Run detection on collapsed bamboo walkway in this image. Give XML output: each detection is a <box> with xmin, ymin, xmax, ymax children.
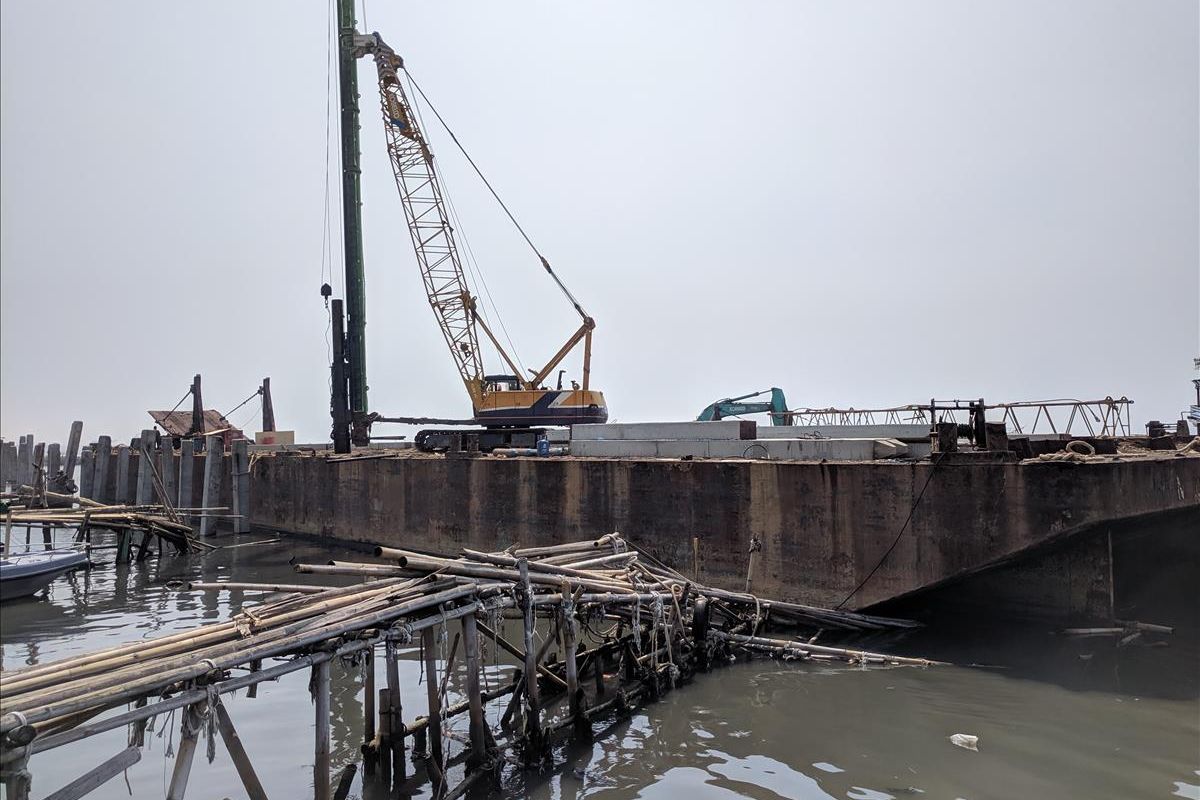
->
<box><xmin>2</xmin><ymin>488</ymin><xmax>210</xmax><ymax>560</ymax></box>
<box><xmin>0</xmin><ymin>534</ymin><xmax>938</xmax><ymax>800</ymax></box>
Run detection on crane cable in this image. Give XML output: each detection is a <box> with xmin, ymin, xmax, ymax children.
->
<box><xmin>403</xmin><ymin>70</ymin><xmax>591</xmax><ymax>320</ymax></box>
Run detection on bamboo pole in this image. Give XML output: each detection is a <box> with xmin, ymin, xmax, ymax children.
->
<box><xmin>1</xmin><ymin>578</ymin><xmax>420</xmax><ymax>697</ymax></box>
<box><xmin>472</xmin><ymin>621</ymin><xmax>567</xmax><ymax>691</ymax></box>
<box><xmin>214</xmin><ymin>699</ymin><xmax>268</xmax><ymax>800</ymax></box>
<box><xmin>42</xmin><ymin>746</ymin><xmax>141</xmax><ymax>800</ymax></box>
<box><xmin>561</xmin><ymin>580</ymin><xmax>584</xmax><ymax>734</ymax></box>
<box><xmin>517</xmin><ymin>559</ymin><xmax>543</xmax><ymax>757</ymax></box>
<box><xmin>716</xmin><ymin>631</ymin><xmax>943</xmax><ymax>666</ymax></box>
<box><xmin>376</xmin><ymin>686</ymin><xmax>391</xmax><ymax>786</ymax></box>
<box><xmin>166</xmin><ymin>703</ymin><xmax>204</xmax><ymax>800</ymax></box>
<box><xmin>1</xmin><ymin>584</ymin><xmax>476</xmax><ymax>732</ymax></box>
<box><xmin>461</xmin><ymin>613</ymin><xmax>487</xmax><ymax>766</ymax></box>
<box><xmin>363</xmin><ymin>647</ymin><xmax>376</xmax><ymax>777</ymax></box>
<box><xmin>385</xmin><ymin>640</ymin><xmax>404</xmax><ymax>780</ymax></box>
<box><xmin>421</xmin><ymin>626</ymin><xmax>444</xmax><ymax>794</ymax></box>
<box><xmin>183</xmin><ymin>581</ymin><xmax>332</xmax><ymax>594</ymax></box>
<box><xmin>510</xmin><ymin>533</ymin><xmax>617</xmax><ymax>558</ymax></box>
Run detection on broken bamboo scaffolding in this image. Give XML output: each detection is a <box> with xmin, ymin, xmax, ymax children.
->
<box><xmin>0</xmin><ymin>489</ymin><xmax>211</xmax><ymax>558</ymax></box>
<box><xmin>0</xmin><ymin>534</ymin><xmax>938</xmax><ymax>800</ymax></box>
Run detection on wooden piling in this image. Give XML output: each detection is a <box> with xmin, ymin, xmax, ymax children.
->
<box><xmin>62</xmin><ymin>421</ymin><xmax>83</xmax><ymax>484</ymax></box>
<box><xmin>78</xmin><ymin>446</ymin><xmax>94</xmax><ymax>500</ymax></box>
<box><xmin>231</xmin><ymin>438</ymin><xmax>250</xmax><ymax>533</ymax></box>
<box><xmin>363</xmin><ymin>648</ymin><xmax>376</xmax><ymax>776</ymax></box>
<box><xmin>462</xmin><ymin>613</ymin><xmax>488</xmax><ymax>766</ymax></box>
<box><xmin>376</xmin><ymin>686</ymin><xmax>391</xmax><ymax>785</ymax></box>
<box><xmin>23</xmin><ymin>435</ymin><xmax>35</xmax><ymax>488</ymax></box>
<box><xmin>517</xmin><ymin>559</ymin><xmax>543</xmax><ymax>755</ymax></box>
<box><xmin>200</xmin><ymin>436</ymin><xmax>222</xmax><ymax>537</ymax></box>
<box><xmin>422</xmin><ymin>626</ymin><xmax>444</xmax><ymax>789</ymax></box>
<box><xmin>213</xmin><ymin>698</ymin><xmax>268</xmax><ymax>800</ymax></box>
<box><xmin>92</xmin><ymin>436</ymin><xmax>112</xmax><ymax>505</ymax></box>
<box><xmin>113</xmin><ymin>445</ymin><xmax>132</xmax><ymax>506</ymax></box>
<box><xmin>159</xmin><ymin>438</ymin><xmax>177</xmax><ymax>512</ymax></box>
<box><xmin>177</xmin><ymin>438</ymin><xmax>195</xmax><ymax>523</ymax></box>
<box><xmin>314</xmin><ymin>660</ymin><xmax>332</xmax><ymax>800</ymax></box>
<box><xmin>32</xmin><ymin>442</ymin><xmax>46</xmax><ymax>501</ymax></box>
<box><xmin>16</xmin><ymin>434</ymin><xmax>30</xmax><ymax>487</ymax></box>
<box><xmin>261</xmin><ymin>377</ymin><xmax>276</xmax><ymax>432</ymax></box>
<box><xmin>385</xmin><ymin>641</ymin><xmax>405</xmax><ymax>779</ymax></box>
<box><xmin>46</xmin><ymin>443</ymin><xmax>61</xmax><ymax>484</ymax></box>
<box><xmin>135</xmin><ymin>429</ymin><xmax>156</xmax><ymax>506</ymax></box>
<box><xmin>560</xmin><ymin>581</ymin><xmax>584</xmax><ymax>731</ymax></box>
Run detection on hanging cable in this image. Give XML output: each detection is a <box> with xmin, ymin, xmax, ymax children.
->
<box><xmin>223</xmin><ymin>388</ymin><xmax>263</xmax><ymax>421</ymax></box>
<box><xmin>166</xmin><ymin>388</ymin><xmax>193</xmax><ymax>417</ymax></box>
<box><xmin>834</xmin><ymin>452</ymin><xmax>946</xmax><ymax>609</ymax></box>
<box><xmin>404</xmin><ymin>69</ymin><xmax>590</xmax><ymax>319</ymax></box>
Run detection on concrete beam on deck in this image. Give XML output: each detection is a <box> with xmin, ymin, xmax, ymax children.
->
<box><xmin>760</xmin><ymin>424</ymin><xmax>931</xmax><ymax>443</ymax></box>
<box><xmin>569</xmin><ymin>437</ymin><xmax>906</xmax><ymax>460</ymax></box>
<box><xmin>572</xmin><ymin>421</ymin><xmax>756</xmax><ymax>441</ymax></box>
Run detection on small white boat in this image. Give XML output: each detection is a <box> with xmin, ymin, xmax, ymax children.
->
<box><xmin>0</xmin><ymin>548</ymin><xmax>89</xmax><ymax>601</ymax></box>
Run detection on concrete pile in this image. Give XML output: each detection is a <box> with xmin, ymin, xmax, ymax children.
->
<box><xmin>569</xmin><ymin>420</ymin><xmax>915</xmax><ymax>461</ymax></box>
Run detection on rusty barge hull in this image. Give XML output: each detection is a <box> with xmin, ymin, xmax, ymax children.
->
<box><xmin>248</xmin><ymin>451</ymin><xmax>1199</xmax><ymax>622</ymax></box>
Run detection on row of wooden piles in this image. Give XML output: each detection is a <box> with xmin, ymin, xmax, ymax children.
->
<box><xmin>0</xmin><ymin>421</ymin><xmax>250</xmax><ymax>538</ymax></box>
<box><xmin>0</xmin><ymin>534</ymin><xmax>937</xmax><ymax>800</ymax></box>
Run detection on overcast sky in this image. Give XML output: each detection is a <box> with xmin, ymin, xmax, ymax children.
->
<box><xmin>2</xmin><ymin>1</ymin><xmax>1197</xmax><ymax>445</ymax></box>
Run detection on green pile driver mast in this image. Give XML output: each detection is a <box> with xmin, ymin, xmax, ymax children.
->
<box><xmin>330</xmin><ymin>0</ymin><xmax>368</xmax><ymax>453</ymax></box>
<box><xmin>328</xmin><ymin>5</ymin><xmax>608</xmax><ymax>453</ymax></box>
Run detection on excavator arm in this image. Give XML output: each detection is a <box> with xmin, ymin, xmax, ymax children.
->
<box><xmin>697</xmin><ymin>388</ymin><xmax>792</xmax><ymax>426</ymax></box>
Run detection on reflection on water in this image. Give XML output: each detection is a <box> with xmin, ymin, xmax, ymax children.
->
<box><xmin>1</xmin><ymin>527</ymin><xmax>1197</xmax><ymax>800</ymax></box>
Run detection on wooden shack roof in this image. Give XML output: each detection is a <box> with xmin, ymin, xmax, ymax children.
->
<box><xmin>148</xmin><ymin>409</ymin><xmax>244</xmax><ymax>439</ymax></box>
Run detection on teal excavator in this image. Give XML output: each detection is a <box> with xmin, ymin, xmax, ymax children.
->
<box><xmin>696</xmin><ymin>388</ymin><xmax>793</xmax><ymax>426</ymax></box>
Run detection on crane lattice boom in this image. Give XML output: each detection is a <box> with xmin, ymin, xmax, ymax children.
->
<box><xmin>368</xmin><ymin>40</ymin><xmax>486</xmax><ymax>406</ymax></box>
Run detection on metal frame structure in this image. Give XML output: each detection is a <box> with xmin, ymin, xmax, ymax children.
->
<box><xmin>786</xmin><ymin>397</ymin><xmax>1135</xmax><ymax>437</ymax></box>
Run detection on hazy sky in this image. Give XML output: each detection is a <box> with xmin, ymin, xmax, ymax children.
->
<box><xmin>2</xmin><ymin>1</ymin><xmax>1197</xmax><ymax>445</ymax></box>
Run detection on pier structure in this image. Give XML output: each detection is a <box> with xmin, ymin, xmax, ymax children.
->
<box><xmin>0</xmin><ymin>535</ymin><xmax>932</xmax><ymax>799</ymax></box>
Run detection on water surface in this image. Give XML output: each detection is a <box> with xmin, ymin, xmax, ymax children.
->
<box><xmin>1</xmin><ymin>529</ymin><xmax>1196</xmax><ymax>800</ymax></box>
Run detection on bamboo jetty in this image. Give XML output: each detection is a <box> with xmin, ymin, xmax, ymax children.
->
<box><xmin>0</xmin><ymin>533</ymin><xmax>938</xmax><ymax>800</ymax></box>
<box><xmin>2</xmin><ymin>489</ymin><xmax>211</xmax><ymax>561</ymax></box>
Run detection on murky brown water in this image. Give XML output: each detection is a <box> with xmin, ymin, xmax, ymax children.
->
<box><xmin>2</xmin><ymin>528</ymin><xmax>1197</xmax><ymax>800</ymax></box>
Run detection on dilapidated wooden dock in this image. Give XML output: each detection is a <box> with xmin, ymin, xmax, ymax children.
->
<box><xmin>0</xmin><ymin>534</ymin><xmax>935</xmax><ymax>800</ymax></box>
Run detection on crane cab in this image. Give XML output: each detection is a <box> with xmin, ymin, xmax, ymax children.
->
<box><xmin>474</xmin><ymin>384</ymin><xmax>608</xmax><ymax>428</ymax></box>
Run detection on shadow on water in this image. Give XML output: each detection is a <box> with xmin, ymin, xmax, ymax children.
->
<box><xmin>869</xmin><ymin>511</ymin><xmax>1200</xmax><ymax>701</ymax></box>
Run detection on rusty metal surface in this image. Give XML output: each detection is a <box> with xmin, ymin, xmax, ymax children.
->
<box><xmin>148</xmin><ymin>409</ymin><xmax>242</xmax><ymax>439</ymax></box>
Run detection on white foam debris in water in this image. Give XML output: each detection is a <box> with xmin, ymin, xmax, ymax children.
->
<box><xmin>812</xmin><ymin>762</ymin><xmax>845</xmax><ymax>773</ymax></box>
<box><xmin>1172</xmin><ymin>779</ymin><xmax>1200</xmax><ymax>800</ymax></box>
<box><xmin>949</xmin><ymin>733</ymin><xmax>979</xmax><ymax>751</ymax></box>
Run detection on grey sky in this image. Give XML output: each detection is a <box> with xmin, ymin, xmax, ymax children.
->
<box><xmin>2</xmin><ymin>1</ymin><xmax>1197</xmax><ymax>445</ymax></box>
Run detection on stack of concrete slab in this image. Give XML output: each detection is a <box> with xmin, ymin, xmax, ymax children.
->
<box><xmin>760</xmin><ymin>424</ymin><xmax>932</xmax><ymax>458</ymax></box>
<box><xmin>569</xmin><ymin>421</ymin><xmax>909</xmax><ymax>461</ymax></box>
